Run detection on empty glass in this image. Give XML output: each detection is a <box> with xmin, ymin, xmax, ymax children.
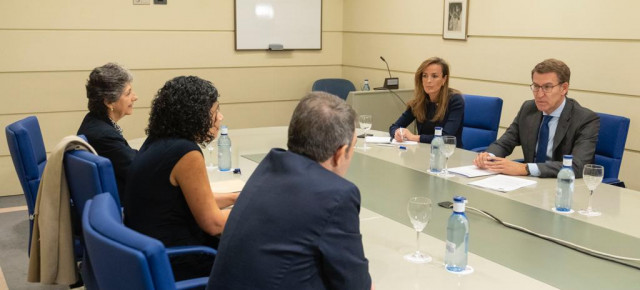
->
<box><xmin>206</xmin><ymin>141</ymin><xmax>217</xmax><ymax>170</ymax></box>
<box><xmin>358</xmin><ymin>115</ymin><xmax>372</xmax><ymax>150</ymax></box>
<box><xmin>441</xmin><ymin>136</ymin><xmax>456</xmax><ymax>178</ymax></box>
<box><xmin>579</xmin><ymin>164</ymin><xmax>604</xmax><ymax>216</ymax></box>
<box><xmin>404</xmin><ymin>196</ymin><xmax>433</xmax><ymax>263</ymax></box>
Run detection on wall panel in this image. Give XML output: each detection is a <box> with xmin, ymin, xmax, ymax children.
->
<box><xmin>0</xmin><ymin>31</ymin><xmax>343</xmax><ymax>72</ymax></box>
<box><xmin>469</xmin><ymin>0</ymin><xmax>640</xmax><ymax>39</ymax></box>
<box><xmin>0</xmin><ymin>0</ymin><xmax>345</xmax><ymax>31</ymax></box>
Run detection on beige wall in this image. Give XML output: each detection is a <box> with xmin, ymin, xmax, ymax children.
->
<box><xmin>2</xmin><ymin>0</ymin><xmax>639</xmax><ymax>195</ymax></box>
<box><xmin>0</xmin><ymin>0</ymin><xmax>344</xmax><ymax>196</ymax></box>
<box><xmin>342</xmin><ymin>0</ymin><xmax>640</xmax><ymax>190</ymax></box>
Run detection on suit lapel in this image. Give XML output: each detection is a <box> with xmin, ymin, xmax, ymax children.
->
<box><xmin>552</xmin><ymin>99</ymin><xmax>573</xmax><ymax>155</ymax></box>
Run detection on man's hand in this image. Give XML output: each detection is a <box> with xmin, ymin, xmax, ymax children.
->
<box><xmin>474</xmin><ymin>154</ymin><xmax>528</xmax><ymax>176</ymax></box>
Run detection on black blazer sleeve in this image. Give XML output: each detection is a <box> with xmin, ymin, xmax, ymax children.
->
<box><xmin>317</xmin><ymin>185</ymin><xmax>371</xmax><ymax>290</ymax></box>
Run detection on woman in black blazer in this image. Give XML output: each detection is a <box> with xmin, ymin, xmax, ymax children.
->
<box><xmin>77</xmin><ymin>63</ymin><xmax>138</xmax><ymax>202</ymax></box>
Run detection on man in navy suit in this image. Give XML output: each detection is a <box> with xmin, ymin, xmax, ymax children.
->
<box><xmin>474</xmin><ymin>59</ymin><xmax>599</xmax><ymax>178</ymax></box>
<box><xmin>208</xmin><ymin>92</ymin><xmax>372</xmax><ymax>289</ymax></box>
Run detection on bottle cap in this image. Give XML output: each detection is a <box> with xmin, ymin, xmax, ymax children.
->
<box><xmin>563</xmin><ymin>155</ymin><xmax>572</xmax><ymax>167</ymax></box>
<box><xmin>435</xmin><ymin>127</ymin><xmax>443</xmax><ymax>136</ymax></box>
<box><xmin>221</xmin><ymin>125</ymin><xmax>228</xmax><ymax>134</ymax></box>
<box><xmin>453</xmin><ymin>196</ymin><xmax>467</xmax><ymax>212</ymax></box>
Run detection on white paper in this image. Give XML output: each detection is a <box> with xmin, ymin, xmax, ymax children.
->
<box><xmin>391</xmin><ymin>139</ymin><xmax>418</xmax><ymax>145</ymax></box>
<box><xmin>365</xmin><ymin>136</ymin><xmax>393</xmax><ymax>143</ymax></box>
<box><xmin>448</xmin><ymin>165</ymin><xmax>498</xmax><ymax>178</ymax></box>
<box><xmin>210</xmin><ymin>179</ymin><xmax>245</xmax><ymax>193</ymax></box>
<box><xmin>468</xmin><ymin>175</ymin><xmax>537</xmax><ymax>192</ymax></box>
<box><xmin>365</xmin><ymin>136</ymin><xmax>418</xmax><ymax>145</ymax></box>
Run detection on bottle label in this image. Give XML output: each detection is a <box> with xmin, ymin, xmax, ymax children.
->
<box><xmin>453</xmin><ymin>203</ymin><xmax>465</xmax><ymax>213</ymax></box>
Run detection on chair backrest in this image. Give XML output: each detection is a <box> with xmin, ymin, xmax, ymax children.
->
<box><xmin>5</xmin><ymin>116</ymin><xmax>47</xmax><ymax>253</ymax></box>
<box><xmin>64</xmin><ymin>149</ymin><xmax>121</xmax><ymax>218</ymax></box>
<box><xmin>594</xmin><ymin>112</ymin><xmax>630</xmax><ymax>184</ymax></box>
<box><xmin>311</xmin><ymin>78</ymin><xmax>356</xmax><ymax>100</ymax></box>
<box><xmin>83</xmin><ymin>193</ymin><xmax>177</xmax><ymax>290</ymax></box>
<box><xmin>64</xmin><ymin>149</ymin><xmax>122</xmax><ymax>289</ymax></box>
<box><xmin>461</xmin><ymin>95</ymin><xmax>503</xmax><ymax>152</ymax></box>
<box><xmin>5</xmin><ymin>116</ymin><xmax>47</xmax><ymax>217</ymax></box>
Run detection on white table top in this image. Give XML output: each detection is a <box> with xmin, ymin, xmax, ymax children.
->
<box><xmin>131</xmin><ymin>127</ymin><xmax>640</xmax><ymax>289</ymax></box>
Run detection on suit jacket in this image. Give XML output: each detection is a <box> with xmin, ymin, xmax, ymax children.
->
<box><xmin>77</xmin><ymin>112</ymin><xmax>137</xmax><ymax>201</ymax></box>
<box><xmin>487</xmin><ymin>97</ymin><xmax>599</xmax><ymax>178</ymax></box>
<box><xmin>28</xmin><ymin>136</ymin><xmax>96</xmax><ymax>285</ymax></box>
<box><xmin>208</xmin><ymin>149</ymin><xmax>371</xmax><ymax>290</ymax></box>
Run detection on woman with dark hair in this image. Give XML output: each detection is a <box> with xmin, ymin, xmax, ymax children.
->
<box><xmin>389</xmin><ymin>57</ymin><xmax>464</xmax><ymax>147</ymax></box>
<box><xmin>77</xmin><ymin>63</ymin><xmax>138</xmax><ymax>200</ymax></box>
<box><xmin>124</xmin><ymin>76</ymin><xmax>238</xmax><ymax>281</ymax></box>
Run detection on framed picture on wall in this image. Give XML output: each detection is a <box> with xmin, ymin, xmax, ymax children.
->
<box><xmin>443</xmin><ymin>0</ymin><xmax>468</xmax><ymax>40</ymax></box>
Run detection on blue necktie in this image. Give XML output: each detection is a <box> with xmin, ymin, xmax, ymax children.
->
<box><xmin>535</xmin><ymin>115</ymin><xmax>553</xmax><ymax>163</ymax></box>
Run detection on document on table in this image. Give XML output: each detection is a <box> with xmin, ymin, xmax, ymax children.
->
<box><xmin>448</xmin><ymin>165</ymin><xmax>498</xmax><ymax>178</ymax></box>
<box><xmin>468</xmin><ymin>175</ymin><xmax>537</xmax><ymax>192</ymax></box>
<box><xmin>365</xmin><ymin>136</ymin><xmax>418</xmax><ymax>145</ymax></box>
<box><xmin>210</xmin><ymin>179</ymin><xmax>245</xmax><ymax>193</ymax></box>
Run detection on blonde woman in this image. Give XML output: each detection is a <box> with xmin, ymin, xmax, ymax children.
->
<box><xmin>389</xmin><ymin>57</ymin><xmax>464</xmax><ymax>147</ymax></box>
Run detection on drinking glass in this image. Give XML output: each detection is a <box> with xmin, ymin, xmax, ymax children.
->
<box><xmin>441</xmin><ymin>136</ymin><xmax>456</xmax><ymax>178</ymax></box>
<box><xmin>358</xmin><ymin>115</ymin><xmax>372</xmax><ymax>150</ymax></box>
<box><xmin>404</xmin><ymin>196</ymin><xmax>433</xmax><ymax>263</ymax></box>
<box><xmin>206</xmin><ymin>141</ymin><xmax>217</xmax><ymax>170</ymax></box>
<box><xmin>579</xmin><ymin>164</ymin><xmax>604</xmax><ymax>216</ymax></box>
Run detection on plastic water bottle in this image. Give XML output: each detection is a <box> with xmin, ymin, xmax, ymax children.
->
<box><xmin>555</xmin><ymin>155</ymin><xmax>575</xmax><ymax>212</ymax></box>
<box><xmin>217</xmin><ymin>126</ymin><xmax>232</xmax><ymax>171</ymax></box>
<box><xmin>362</xmin><ymin>79</ymin><xmax>370</xmax><ymax>91</ymax></box>
<box><xmin>429</xmin><ymin>127</ymin><xmax>445</xmax><ymax>174</ymax></box>
<box><xmin>445</xmin><ymin>196</ymin><xmax>469</xmax><ymax>272</ymax></box>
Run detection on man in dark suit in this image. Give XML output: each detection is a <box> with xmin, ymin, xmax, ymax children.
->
<box><xmin>474</xmin><ymin>59</ymin><xmax>599</xmax><ymax>178</ymax></box>
<box><xmin>208</xmin><ymin>92</ymin><xmax>372</xmax><ymax>289</ymax></box>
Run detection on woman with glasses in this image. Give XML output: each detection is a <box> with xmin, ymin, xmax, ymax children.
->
<box><xmin>78</xmin><ymin>63</ymin><xmax>139</xmax><ymax>200</ymax></box>
<box><xmin>124</xmin><ymin>76</ymin><xmax>238</xmax><ymax>281</ymax></box>
<box><xmin>389</xmin><ymin>57</ymin><xmax>464</xmax><ymax>147</ymax></box>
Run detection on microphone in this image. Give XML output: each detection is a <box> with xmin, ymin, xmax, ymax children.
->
<box><xmin>378</xmin><ymin>56</ymin><xmax>405</xmax><ymax>106</ymax></box>
<box><xmin>380</xmin><ymin>56</ymin><xmax>392</xmax><ymax>78</ymax></box>
<box><xmin>375</xmin><ymin>56</ymin><xmax>399</xmax><ymax>90</ymax></box>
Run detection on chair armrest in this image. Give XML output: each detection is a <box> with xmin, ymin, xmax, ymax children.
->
<box><xmin>166</xmin><ymin>246</ymin><xmax>217</xmax><ymax>257</ymax></box>
<box><xmin>603</xmin><ymin>178</ymin><xmax>625</xmax><ymax>188</ymax></box>
<box><xmin>175</xmin><ymin>277</ymin><xmax>209</xmax><ymax>290</ymax></box>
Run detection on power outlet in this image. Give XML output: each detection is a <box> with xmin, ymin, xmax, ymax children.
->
<box><xmin>133</xmin><ymin>0</ymin><xmax>150</xmax><ymax>5</ymax></box>
<box><xmin>154</xmin><ymin>0</ymin><xmax>167</xmax><ymax>4</ymax></box>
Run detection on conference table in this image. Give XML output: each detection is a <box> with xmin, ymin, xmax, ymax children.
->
<box><xmin>131</xmin><ymin>127</ymin><xmax>640</xmax><ymax>289</ymax></box>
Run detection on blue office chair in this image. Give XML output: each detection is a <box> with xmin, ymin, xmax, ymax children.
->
<box><xmin>82</xmin><ymin>193</ymin><xmax>217</xmax><ymax>290</ymax></box>
<box><xmin>64</xmin><ymin>149</ymin><xmax>123</xmax><ymax>290</ymax></box>
<box><xmin>312</xmin><ymin>78</ymin><xmax>356</xmax><ymax>100</ymax></box>
<box><xmin>461</xmin><ymin>95</ymin><xmax>503</xmax><ymax>152</ymax></box>
<box><xmin>5</xmin><ymin>116</ymin><xmax>47</xmax><ymax>254</ymax></box>
<box><xmin>594</xmin><ymin>112</ymin><xmax>630</xmax><ymax>187</ymax></box>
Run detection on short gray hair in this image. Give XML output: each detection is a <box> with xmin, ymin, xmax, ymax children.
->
<box><xmin>86</xmin><ymin>63</ymin><xmax>133</xmax><ymax>119</ymax></box>
<box><xmin>287</xmin><ymin>92</ymin><xmax>356</xmax><ymax>162</ymax></box>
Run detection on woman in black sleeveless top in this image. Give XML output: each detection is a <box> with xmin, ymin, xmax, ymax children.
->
<box><xmin>124</xmin><ymin>76</ymin><xmax>238</xmax><ymax>281</ymax></box>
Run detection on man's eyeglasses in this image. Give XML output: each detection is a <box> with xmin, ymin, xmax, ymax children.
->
<box><xmin>530</xmin><ymin>83</ymin><xmax>561</xmax><ymax>93</ymax></box>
